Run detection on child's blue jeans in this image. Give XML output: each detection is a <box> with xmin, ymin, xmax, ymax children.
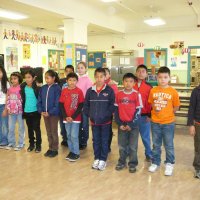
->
<box><xmin>151</xmin><ymin>122</ymin><xmax>175</xmax><ymax>166</ymax></box>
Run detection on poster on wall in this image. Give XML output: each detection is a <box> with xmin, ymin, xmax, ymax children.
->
<box><xmin>75</xmin><ymin>44</ymin><xmax>87</xmax><ymax>66</ymax></box>
<box><xmin>23</xmin><ymin>44</ymin><xmax>31</xmax><ymax>59</ymax></box>
<box><xmin>6</xmin><ymin>47</ymin><xmax>18</xmax><ymax>71</ymax></box>
<box><xmin>48</xmin><ymin>50</ymin><xmax>64</xmax><ymax>71</ymax></box>
<box><xmin>65</xmin><ymin>44</ymin><xmax>73</xmax><ymax>65</ymax></box>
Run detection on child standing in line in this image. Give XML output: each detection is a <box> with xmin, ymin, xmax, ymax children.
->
<box><xmin>104</xmin><ymin>67</ymin><xmax>118</xmax><ymax>152</ymax></box>
<box><xmin>0</xmin><ymin>66</ymin><xmax>9</xmax><ymax>148</ymax></box>
<box><xmin>59</xmin><ymin>65</ymin><xmax>74</xmax><ymax>147</ymax></box>
<box><xmin>76</xmin><ymin>62</ymin><xmax>93</xmax><ymax>150</ymax></box>
<box><xmin>37</xmin><ymin>70</ymin><xmax>61</xmax><ymax>158</ymax></box>
<box><xmin>148</xmin><ymin>66</ymin><xmax>180</xmax><ymax>176</ymax></box>
<box><xmin>134</xmin><ymin>64</ymin><xmax>152</xmax><ymax>161</ymax></box>
<box><xmin>187</xmin><ymin>85</ymin><xmax>200</xmax><ymax>179</ymax></box>
<box><xmin>21</xmin><ymin>69</ymin><xmax>42</xmax><ymax>153</ymax></box>
<box><xmin>115</xmin><ymin>73</ymin><xmax>143</xmax><ymax>173</ymax></box>
<box><xmin>6</xmin><ymin>72</ymin><xmax>25</xmax><ymax>151</ymax></box>
<box><xmin>83</xmin><ymin>68</ymin><xmax>115</xmax><ymax>171</ymax></box>
<box><xmin>59</xmin><ymin>72</ymin><xmax>84</xmax><ymax>162</ymax></box>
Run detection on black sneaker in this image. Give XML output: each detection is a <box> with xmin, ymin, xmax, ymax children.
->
<box><xmin>61</xmin><ymin>140</ymin><xmax>68</xmax><ymax>147</ymax></box>
<box><xmin>79</xmin><ymin>144</ymin><xmax>87</xmax><ymax>150</ymax></box>
<box><xmin>115</xmin><ymin>163</ymin><xmax>126</xmax><ymax>171</ymax></box>
<box><xmin>129</xmin><ymin>166</ymin><xmax>136</xmax><ymax>173</ymax></box>
<box><xmin>44</xmin><ymin>150</ymin><xmax>52</xmax><ymax>157</ymax></box>
<box><xmin>68</xmin><ymin>153</ymin><xmax>80</xmax><ymax>162</ymax></box>
<box><xmin>66</xmin><ymin>152</ymin><xmax>73</xmax><ymax>160</ymax></box>
<box><xmin>35</xmin><ymin>146</ymin><xmax>41</xmax><ymax>153</ymax></box>
<box><xmin>194</xmin><ymin>170</ymin><xmax>200</xmax><ymax>179</ymax></box>
<box><xmin>49</xmin><ymin>150</ymin><xmax>58</xmax><ymax>158</ymax></box>
<box><xmin>27</xmin><ymin>145</ymin><xmax>35</xmax><ymax>152</ymax></box>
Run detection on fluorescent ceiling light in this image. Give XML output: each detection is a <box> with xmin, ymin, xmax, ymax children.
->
<box><xmin>58</xmin><ymin>25</ymin><xmax>64</xmax><ymax>30</ymax></box>
<box><xmin>101</xmin><ymin>0</ymin><xmax>118</xmax><ymax>2</ymax></box>
<box><xmin>144</xmin><ymin>18</ymin><xmax>166</xmax><ymax>26</ymax></box>
<box><xmin>0</xmin><ymin>9</ymin><xmax>28</xmax><ymax>20</ymax></box>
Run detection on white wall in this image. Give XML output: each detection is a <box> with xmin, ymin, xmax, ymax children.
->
<box><xmin>88</xmin><ymin>30</ymin><xmax>200</xmax><ymax>84</ymax></box>
<box><xmin>1</xmin><ymin>22</ymin><xmax>63</xmax><ymax>74</ymax></box>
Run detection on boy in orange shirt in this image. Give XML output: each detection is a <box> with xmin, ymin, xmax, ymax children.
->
<box><xmin>148</xmin><ymin>66</ymin><xmax>180</xmax><ymax>176</ymax></box>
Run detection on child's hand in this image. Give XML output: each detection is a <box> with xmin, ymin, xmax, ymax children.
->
<box><xmin>189</xmin><ymin>125</ymin><xmax>196</xmax><ymax>136</ymax></box>
<box><xmin>66</xmin><ymin>117</ymin><xmax>73</xmax><ymax>122</ymax></box>
<box><xmin>2</xmin><ymin>109</ymin><xmax>8</xmax><ymax>117</ymax></box>
<box><xmin>125</xmin><ymin>125</ymin><xmax>131</xmax><ymax>131</ymax></box>
<box><xmin>146</xmin><ymin>117</ymin><xmax>151</xmax><ymax>122</ymax></box>
<box><xmin>120</xmin><ymin>125</ymin><xmax>126</xmax><ymax>131</ymax></box>
<box><xmin>42</xmin><ymin>112</ymin><xmax>49</xmax><ymax>117</ymax></box>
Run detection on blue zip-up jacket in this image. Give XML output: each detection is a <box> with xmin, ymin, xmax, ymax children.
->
<box><xmin>83</xmin><ymin>84</ymin><xmax>115</xmax><ymax>125</ymax></box>
<box><xmin>37</xmin><ymin>83</ymin><xmax>61</xmax><ymax>116</ymax></box>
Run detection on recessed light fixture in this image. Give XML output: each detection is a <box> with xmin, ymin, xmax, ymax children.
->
<box><xmin>0</xmin><ymin>9</ymin><xmax>28</xmax><ymax>20</ymax></box>
<box><xmin>144</xmin><ymin>18</ymin><xmax>166</xmax><ymax>26</ymax></box>
<box><xmin>58</xmin><ymin>25</ymin><xmax>64</xmax><ymax>30</ymax></box>
<box><xmin>101</xmin><ymin>0</ymin><xmax>118</xmax><ymax>3</ymax></box>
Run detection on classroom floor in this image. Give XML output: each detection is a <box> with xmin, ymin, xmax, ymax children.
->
<box><xmin>0</xmin><ymin>119</ymin><xmax>199</xmax><ymax>200</ymax></box>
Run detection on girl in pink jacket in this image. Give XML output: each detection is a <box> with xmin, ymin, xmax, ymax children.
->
<box><xmin>76</xmin><ymin>62</ymin><xmax>93</xmax><ymax>150</ymax></box>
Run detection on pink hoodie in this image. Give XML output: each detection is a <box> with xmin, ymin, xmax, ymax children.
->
<box><xmin>76</xmin><ymin>74</ymin><xmax>93</xmax><ymax>97</ymax></box>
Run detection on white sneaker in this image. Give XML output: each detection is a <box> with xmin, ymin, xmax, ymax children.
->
<box><xmin>165</xmin><ymin>163</ymin><xmax>174</xmax><ymax>176</ymax></box>
<box><xmin>92</xmin><ymin>159</ymin><xmax>99</xmax><ymax>169</ymax></box>
<box><xmin>98</xmin><ymin>160</ymin><xmax>107</xmax><ymax>171</ymax></box>
<box><xmin>5</xmin><ymin>144</ymin><xmax>14</xmax><ymax>150</ymax></box>
<box><xmin>14</xmin><ymin>145</ymin><xmax>23</xmax><ymax>151</ymax></box>
<box><xmin>148</xmin><ymin>164</ymin><xmax>159</xmax><ymax>173</ymax></box>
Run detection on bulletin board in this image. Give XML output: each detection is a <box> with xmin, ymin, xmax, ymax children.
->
<box><xmin>48</xmin><ymin>49</ymin><xmax>64</xmax><ymax>71</ymax></box>
<box><xmin>144</xmin><ymin>48</ymin><xmax>168</xmax><ymax>73</ymax></box>
<box><xmin>88</xmin><ymin>51</ymin><xmax>106</xmax><ymax>68</ymax></box>
<box><xmin>65</xmin><ymin>43</ymin><xmax>74</xmax><ymax>66</ymax></box>
<box><xmin>75</xmin><ymin>44</ymin><xmax>87</xmax><ymax>66</ymax></box>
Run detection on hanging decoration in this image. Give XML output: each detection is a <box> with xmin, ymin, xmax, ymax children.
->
<box><xmin>2</xmin><ymin>29</ymin><xmax>63</xmax><ymax>47</ymax></box>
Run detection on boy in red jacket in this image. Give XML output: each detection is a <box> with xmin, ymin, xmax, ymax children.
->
<box><xmin>115</xmin><ymin>73</ymin><xmax>143</xmax><ymax>173</ymax></box>
<box><xmin>134</xmin><ymin>64</ymin><xmax>152</xmax><ymax>161</ymax></box>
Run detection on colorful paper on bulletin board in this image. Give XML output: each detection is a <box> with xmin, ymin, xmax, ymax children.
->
<box><xmin>42</xmin><ymin>56</ymin><xmax>46</xmax><ymax>65</ymax></box>
<box><xmin>23</xmin><ymin>44</ymin><xmax>31</xmax><ymax>59</ymax></box>
<box><xmin>65</xmin><ymin>44</ymin><xmax>74</xmax><ymax>66</ymax></box>
<box><xmin>150</xmin><ymin>52</ymin><xmax>158</xmax><ymax>65</ymax></box>
<box><xmin>6</xmin><ymin>47</ymin><xmax>18</xmax><ymax>71</ymax></box>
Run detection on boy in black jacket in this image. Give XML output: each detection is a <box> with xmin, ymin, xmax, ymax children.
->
<box><xmin>188</xmin><ymin>86</ymin><xmax>200</xmax><ymax>179</ymax></box>
<box><xmin>83</xmin><ymin>68</ymin><xmax>115</xmax><ymax>171</ymax></box>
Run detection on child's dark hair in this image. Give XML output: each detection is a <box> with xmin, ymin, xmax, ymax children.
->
<box><xmin>45</xmin><ymin>70</ymin><xmax>60</xmax><ymax>84</ymax></box>
<box><xmin>24</xmin><ymin>69</ymin><xmax>36</xmax><ymax>78</ymax></box>
<box><xmin>78</xmin><ymin>61</ymin><xmax>87</xmax><ymax>69</ymax></box>
<box><xmin>157</xmin><ymin>66</ymin><xmax>170</xmax><ymax>75</ymax></box>
<box><xmin>10</xmin><ymin>72</ymin><xmax>23</xmax><ymax>84</ymax></box>
<box><xmin>136</xmin><ymin>64</ymin><xmax>148</xmax><ymax>72</ymax></box>
<box><xmin>94</xmin><ymin>67</ymin><xmax>106</xmax><ymax>76</ymax></box>
<box><xmin>104</xmin><ymin>67</ymin><xmax>110</xmax><ymax>74</ymax></box>
<box><xmin>66</xmin><ymin>72</ymin><xmax>78</xmax><ymax>81</ymax></box>
<box><xmin>123</xmin><ymin>73</ymin><xmax>137</xmax><ymax>81</ymax></box>
<box><xmin>0</xmin><ymin>65</ymin><xmax>8</xmax><ymax>93</ymax></box>
<box><xmin>65</xmin><ymin>65</ymin><xmax>74</xmax><ymax>72</ymax></box>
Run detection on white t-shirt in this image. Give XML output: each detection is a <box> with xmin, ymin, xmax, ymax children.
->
<box><xmin>0</xmin><ymin>82</ymin><xmax>10</xmax><ymax>104</ymax></box>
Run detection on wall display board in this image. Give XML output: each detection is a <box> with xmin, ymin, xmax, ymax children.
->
<box><xmin>48</xmin><ymin>49</ymin><xmax>64</xmax><ymax>72</ymax></box>
<box><xmin>88</xmin><ymin>51</ymin><xmax>106</xmax><ymax>68</ymax></box>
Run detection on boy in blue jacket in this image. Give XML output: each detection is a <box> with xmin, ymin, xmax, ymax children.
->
<box><xmin>83</xmin><ymin>68</ymin><xmax>115</xmax><ymax>171</ymax></box>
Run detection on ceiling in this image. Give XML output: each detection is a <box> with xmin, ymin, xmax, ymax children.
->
<box><xmin>0</xmin><ymin>0</ymin><xmax>200</xmax><ymax>35</ymax></box>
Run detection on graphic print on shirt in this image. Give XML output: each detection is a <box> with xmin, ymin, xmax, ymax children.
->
<box><xmin>153</xmin><ymin>92</ymin><xmax>171</xmax><ymax>112</ymax></box>
<box><xmin>119</xmin><ymin>97</ymin><xmax>136</xmax><ymax>105</ymax></box>
<box><xmin>70</xmin><ymin>94</ymin><xmax>78</xmax><ymax>110</ymax></box>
